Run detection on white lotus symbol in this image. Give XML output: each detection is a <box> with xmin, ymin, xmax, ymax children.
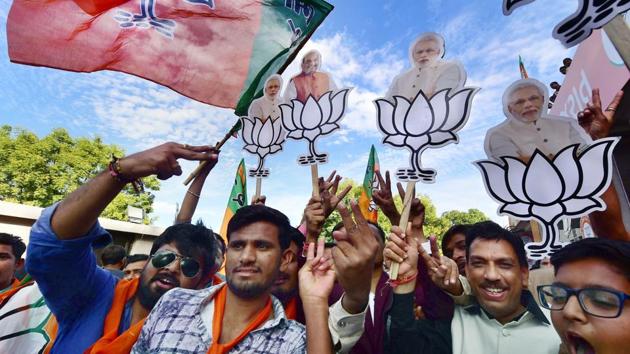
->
<box><xmin>476</xmin><ymin>138</ymin><xmax>618</xmax><ymax>258</ymax></box>
<box><xmin>241</xmin><ymin>116</ymin><xmax>286</xmax><ymax>177</ymax></box>
<box><xmin>280</xmin><ymin>89</ymin><xmax>350</xmax><ymax>164</ymax></box>
<box><xmin>375</xmin><ymin>88</ymin><xmax>478</xmax><ymax>182</ymax></box>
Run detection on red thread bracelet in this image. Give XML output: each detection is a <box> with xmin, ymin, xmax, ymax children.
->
<box><xmin>388</xmin><ymin>272</ymin><xmax>418</xmax><ymax>288</ymax></box>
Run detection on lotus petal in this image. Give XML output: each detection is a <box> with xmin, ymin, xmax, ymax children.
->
<box><xmin>405</xmin><ymin>135</ymin><xmax>429</xmax><ymax>150</ymax></box>
<box><xmin>429</xmin><ymin>90</ymin><xmax>449</xmax><ymax>130</ymax></box>
<box><xmin>252</xmin><ymin>119</ymin><xmax>263</xmax><ymax>145</ymax></box>
<box><xmin>301</xmin><ymin>96</ymin><xmax>323</xmax><ymax>129</ymax></box>
<box><xmin>505</xmin><ymin>157</ymin><xmax>528</xmax><ymax>202</ymax></box>
<box><xmin>271</xmin><ymin>118</ymin><xmax>283</xmax><ymax>143</ymax></box>
<box><xmin>269</xmin><ymin>145</ymin><xmax>282</xmax><ymax>154</ymax></box>
<box><xmin>280</xmin><ymin>104</ymin><xmax>296</xmax><ymax>131</ymax></box>
<box><xmin>477</xmin><ymin>161</ymin><xmax>515</xmax><ymax>203</ymax></box>
<box><xmin>501</xmin><ymin>202</ymin><xmax>530</xmax><ymax>217</ymax></box>
<box><xmin>241</xmin><ymin>117</ymin><xmax>254</xmax><ymax>144</ymax></box>
<box><xmin>258</xmin><ymin>118</ymin><xmax>274</xmax><ymax>147</ymax></box>
<box><xmin>576</xmin><ymin>139</ymin><xmax>615</xmax><ymax>197</ymax></box>
<box><xmin>258</xmin><ymin>146</ymin><xmax>270</xmax><ymax>157</ymax></box>
<box><xmin>292</xmin><ymin>100</ymin><xmax>305</xmax><ymax>129</ymax></box>
<box><xmin>288</xmin><ymin>130</ymin><xmax>303</xmax><ymax>139</ymax></box>
<box><xmin>524</xmin><ymin>153</ymin><xmax>563</xmax><ymax>204</ymax></box>
<box><xmin>320</xmin><ymin>123</ymin><xmax>338</xmax><ymax>135</ymax></box>
<box><xmin>405</xmin><ymin>92</ymin><xmax>433</xmax><ymax>135</ymax></box>
<box><xmin>393</xmin><ymin>96</ymin><xmax>411</xmax><ymax>133</ymax></box>
<box><xmin>563</xmin><ymin>198</ymin><xmax>601</xmax><ymax>215</ymax></box>
<box><xmin>244</xmin><ymin>144</ymin><xmax>258</xmax><ymax>154</ymax></box>
<box><xmin>318</xmin><ymin>91</ymin><xmax>333</xmax><ymax>123</ymax></box>
<box><xmin>375</xmin><ymin>99</ymin><xmax>396</xmax><ymax>134</ymax></box>
<box><xmin>329</xmin><ymin>89</ymin><xmax>349</xmax><ymax>124</ymax></box>
<box><xmin>441</xmin><ymin>88</ymin><xmax>475</xmax><ymax>131</ymax></box>
<box><xmin>303</xmin><ymin>127</ymin><xmax>321</xmax><ymax>141</ymax></box>
<box><xmin>383</xmin><ymin>134</ymin><xmax>406</xmax><ymax>147</ymax></box>
<box><xmin>552</xmin><ymin>145</ymin><xmax>580</xmax><ymax>199</ymax></box>
<box><xmin>531</xmin><ymin>204</ymin><xmax>563</xmax><ymax>223</ymax></box>
<box><xmin>428</xmin><ymin>131</ymin><xmax>456</xmax><ymax>146</ymax></box>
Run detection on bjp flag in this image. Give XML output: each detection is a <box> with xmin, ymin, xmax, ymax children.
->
<box><xmin>219</xmin><ymin>159</ymin><xmax>247</xmax><ymax>241</ymax></box>
<box><xmin>358</xmin><ymin>145</ymin><xmax>379</xmax><ymax>223</ymax></box>
<box><xmin>7</xmin><ymin>0</ymin><xmax>333</xmax><ymax>115</ymax></box>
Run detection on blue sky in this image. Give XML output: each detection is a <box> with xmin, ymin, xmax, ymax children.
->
<box><xmin>0</xmin><ymin>0</ymin><xmax>577</xmax><ymax>229</ymax></box>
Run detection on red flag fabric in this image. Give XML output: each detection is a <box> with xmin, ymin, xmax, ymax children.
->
<box><xmin>7</xmin><ymin>0</ymin><xmax>332</xmax><ymax>112</ymax></box>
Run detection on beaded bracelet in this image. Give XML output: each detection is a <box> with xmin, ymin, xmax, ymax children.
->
<box><xmin>109</xmin><ymin>155</ymin><xmax>144</xmax><ymax>194</ymax></box>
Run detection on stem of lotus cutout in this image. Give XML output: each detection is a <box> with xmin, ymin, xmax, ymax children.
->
<box><xmin>308</xmin><ymin>140</ymin><xmax>319</xmax><ymax>157</ymax></box>
<box><xmin>389</xmin><ymin>181</ymin><xmax>416</xmax><ymax>280</ymax></box>
<box><xmin>311</xmin><ymin>164</ymin><xmax>319</xmax><ymax>198</ymax></box>
<box><xmin>256</xmin><ymin>156</ymin><xmax>264</xmax><ymax>172</ymax></box>
<box><xmin>255</xmin><ymin>177</ymin><xmax>262</xmax><ymax>199</ymax></box>
<box><xmin>411</xmin><ymin>150</ymin><xmax>421</xmax><ymax>172</ymax></box>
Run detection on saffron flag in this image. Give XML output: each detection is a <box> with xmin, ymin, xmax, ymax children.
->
<box><xmin>358</xmin><ymin>145</ymin><xmax>380</xmax><ymax>223</ymax></box>
<box><xmin>7</xmin><ymin>0</ymin><xmax>333</xmax><ymax>115</ymax></box>
<box><xmin>519</xmin><ymin>55</ymin><xmax>529</xmax><ymax>79</ymax></box>
<box><xmin>219</xmin><ymin>159</ymin><xmax>248</xmax><ymax>241</ymax></box>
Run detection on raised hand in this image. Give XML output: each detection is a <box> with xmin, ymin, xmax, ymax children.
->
<box><xmin>383</xmin><ymin>225</ymin><xmax>419</xmax><ymax>279</ymax></box>
<box><xmin>577</xmin><ymin>89</ymin><xmax>623</xmax><ymax>140</ymax></box>
<box><xmin>417</xmin><ymin>236</ymin><xmax>462</xmax><ymax>295</ymax></box>
<box><xmin>251</xmin><ymin>195</ymin><xmax>267</xmax><ymax>205</ymax></box>
<box><xmin>332</xmin><ymin>200</ymin><xmax>379</xmax><ymax>313</ymax></box>
<box><xmin>299</xmin><ymin>239</ymin><xmax>336</xmax><ymax>304</ymax></box>
<box><xmin>119</xmin><ymin>142</ymin><xmax>217</xmax><ymax>180</ymax></box>
<box><xmin>318</xmin><ymin>170</ymin><xmax>352</xmax><ymax>218</ymax></box>
<box><xmin>398</xmin><ymin>186</ymin><xmax>425</xmax><ymax>241</ymax></box>
<box><xmin>304</xmin><ymin>196</ymin><xmax>326</xmax><ymax>241</ymax></box>
<box><xmin>372</xmin><ymin>170</ymin><xmax>401</xmax><ymax>225</ymax></box>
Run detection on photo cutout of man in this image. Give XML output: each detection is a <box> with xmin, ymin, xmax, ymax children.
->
<box><xmin>284</xmin><ymin>49</ymin><xmax>337</xmax><ymax>103</ymax></box>
<box><xmin>485</xmin><ymin>78</ymin><xmax>589</xmax><ymax>162</ymax></box>
<box><xmin>386</xmin><ymin>32</ymin><xmax>466</xmax><ymax>101</ymax></box>
<box><xmin>248</xmin><ymin>74</ymin><xmax>284</xmax><ymax>122</ymax></box>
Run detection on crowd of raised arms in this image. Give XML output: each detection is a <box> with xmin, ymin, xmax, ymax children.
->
<box><xmin>0</xmin><ymin>133</ymin><xmax>628</xmax><ymax>354</ymax></box>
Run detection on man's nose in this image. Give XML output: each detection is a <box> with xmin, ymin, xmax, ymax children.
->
<box><xmin>240</xmin><ymin>245</ymin><xmax>256</xmax><ymax>263</ymax></box>
<box><xmin>484</xmin><ymin>264</ymin><xmax>500</xmax><ymax>281</ymax></box>
<box><xmin>561</xmin><ymin>295</ymin><xmax>588</xmax><ymax>323</ymax></box>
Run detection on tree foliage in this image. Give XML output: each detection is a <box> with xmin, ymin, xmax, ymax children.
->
<box><xmin>321</xmin><ymin>179</ymin><xmax>488</xmax><ymax>242</ymax></box>
<box><xmin>0</xmin><ymin>125</ymin><xmax>160</xmax><ymax>222</ymax></box>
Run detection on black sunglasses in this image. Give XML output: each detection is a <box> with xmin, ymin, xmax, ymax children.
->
<box><xmin>150</xmin><ymin>251</ymin><xmax>200</xmax><ymax>278</ymax></box>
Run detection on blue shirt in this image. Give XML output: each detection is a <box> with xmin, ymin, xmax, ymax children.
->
<box><xmin>26</xmin><ymin>203</ymin><xmax>119</xmax><ymax>354</ymax></box>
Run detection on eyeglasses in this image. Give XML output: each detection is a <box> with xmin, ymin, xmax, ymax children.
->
<box><xmin>538</xmin><ymin>284</ymin><xmax>630</xmax><ymax>318</ymax></box>
<box><xmin>150</xmin><ymin>251</ymin><xmax>200</xmax><ymax>278</ymax></box>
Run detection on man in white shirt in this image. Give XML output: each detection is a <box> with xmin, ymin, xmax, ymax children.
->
<box><xmin>386</xmin><ymin>32</ymin><xmax>466</xmax><ymax>101</ymax></box>
<box><xmin>248</xmin><ymin>74</ymin><xmax>284</xmax><ymax>121</ymax></box>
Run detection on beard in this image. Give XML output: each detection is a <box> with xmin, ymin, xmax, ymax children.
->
<box><xmin>136</xmin><ymin>272</ymin><xmax>180</xmax><ymax>309</ymax></box>
<box><xmin>227</xmin><ymin>276</ymin><xmax>274</xmax><ymax>299</ymax></box>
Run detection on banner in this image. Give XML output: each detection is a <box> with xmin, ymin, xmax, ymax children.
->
<box><xmin>358</xmin><ymin>145</ymin><xmax>379</xmax><ymax>223</ymax></box>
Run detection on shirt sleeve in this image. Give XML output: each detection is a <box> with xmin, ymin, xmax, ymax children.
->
<box><xmin>248</xmin><ymin>99</ymin><xmax>264</xmax><ymax>119</ymax></box>
<box><xmin>284</xmin><ymin>80</ymin><xmax>297</xmax><ymax>101</ymax></box>
<box><xmin>388</xmin><ymin>292</ymin><xmax>452</xmax><ymax>354</ymax></box>
<box><xmin>25</xmin><ymin>203</ymin><xmax>116</xmax><ymax>321</ymax></box>
<box><xmin>328</xmin><ymin>295</ymin><xmax>367</xmax><ymax>353</ymax></box>
<box><xmin>435</xmin><ymin>63</ymin><xmax>464</xmax><ymax>92</ymax></box>
<box><xmin>486</xmin><ymin>129</ymin><xmax>520</xmax><ymax>161</ymax></box>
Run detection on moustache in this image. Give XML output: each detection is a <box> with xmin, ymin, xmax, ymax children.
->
<box><xmin>151</xmin><ymin>272</ymin><xmax>180</xmax><ymax>287</ymax></box>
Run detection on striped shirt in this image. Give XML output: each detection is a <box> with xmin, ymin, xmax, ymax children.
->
<box><xmin>132</xmin><ymin>284</ymin><xmax>306</xmax><ymax>353</ymax></box>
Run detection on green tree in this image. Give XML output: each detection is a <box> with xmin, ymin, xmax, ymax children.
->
<box><xmin>0</xmin><ymin>125</ymin><xmax>160</xmax><ymax>222</ymax></box>
<box><xmin>318</xmin><ymin>179</ymin><xmax>487</xmax><ymax>242</ymax></box>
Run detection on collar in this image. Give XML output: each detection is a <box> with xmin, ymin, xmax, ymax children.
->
<box><xmin>464</xmin><ymin>290</ymin><xmax>550</xmax><ymax>325</ymax></box>
<box><xmin>507</xmin><ymin>116</ymin><xmax>543</xmax><ymax>128</ymax></box>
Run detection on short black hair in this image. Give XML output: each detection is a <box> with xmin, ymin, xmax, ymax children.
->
<box><xmin>465</xmin><ymin>221</ymin><xmax>528</xmax><ymax>268</ymax></box>
<box><xmin>289</xmin><ymin>227</ymin><xmax>306</xmax><ymax>250</ymax></box>
<box><xmin>101</xmin><ymin>244</ymin><xmax>127</xmax><ymax>266</ymax></box>
<box><xmin>441</xmin><ymin>224</ymin><xmax>471</xmax><ymax>256</ymax></box>
<box><xmin>0</xmin><ymin>233</ymin><xmax>26</xmax><ymax>260</ymax></box>
<box><xmin>227</xmin><ymin>205</ymin><xmax>291</xmax><ymax>250</ymax></box>
<box><xmin>127</xmin><ymin>254</ymin><xmax>149</xmax><ymax>263</ymax></box>
<box><xmin>150</xmin><ymin>223</ymin><xmax>217</xmax><ymax>277</ymax></box>
<box><xmin>551</xmin><ymin>238</ymin><xmax>630</xmax><ymax>282</ymax></box>
<box><xmin>214</xmin><ymin>233</ymin><xmax>227</xmax><ymax>255</ymax></box>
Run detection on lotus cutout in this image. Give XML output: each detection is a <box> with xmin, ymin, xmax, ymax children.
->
<box><xmin>376</xmin><ymin>88</ymin><xmax>478</xmax><ymax>182</ymax></box>
<box><xmin>240</xmin><ymin>116</ymin><xmax>286</xmax><ymax>177</ymax></box>
<box><xmin>476</xmin><ymin>137</ymin><xmax>619</xmax><ymax>259</ymax></box>
<box><xmin>280</xmin><ymin>89</ymin><xmax>350</xmax><ymax>165</ymax></box>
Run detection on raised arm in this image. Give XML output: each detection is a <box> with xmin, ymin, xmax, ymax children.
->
<box><xmin>176</xmin><ymin>149</ymin><xmax>219</xmax><ymax>224</ymax></box>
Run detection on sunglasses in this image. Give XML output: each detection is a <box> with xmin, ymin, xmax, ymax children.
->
<box><xmin>150</xmin><ymin>251</ymin><xmax>201</xmax><ymax>278</ymax></box>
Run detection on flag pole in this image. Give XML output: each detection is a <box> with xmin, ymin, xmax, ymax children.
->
<box><xmin>389</xmin><ymin>181</ymin><xmax>415</xmax><ymax>280</ymax></box>
<box><xmin>183</xmin><ymin>121</ymin><xmax>240</xmax><ymax>185</ymax></box>
<box><xmin>603</xmin><ymin>15</ymin><xmax>630</xmax><ymax>70</ymax></box>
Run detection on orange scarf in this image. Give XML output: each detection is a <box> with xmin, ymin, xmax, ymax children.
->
<box><xmin>284</xmin><ymin>297</ymin><xmax>298</xmax><ymax>320</ymax></box>
<box><xmin>212</xmin><ymin>274</ymin><xmax>224</xmax><ymax>286</ymax></box>
<box><xmin>207</xmin><ymin>286</ymin><xmax>272</xmax><ymax>354</ymax></box>
<box><xmin>85</xmin><ymin>277</ymin><xmax>145</xmax><ymax>354</ymax></box>
<box><xmin>0</xmin><ymin>279</ymin><xmax>23</xmax><ymax>304</ymax></box>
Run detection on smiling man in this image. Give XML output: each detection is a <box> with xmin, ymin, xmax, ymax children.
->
<box><xmin>540</xmin><ymin>238</ymin><xmax>630</xmax><ymax>354</ymax></box>
<box><xmin>25</xmin><ymin>142</ymin><xmax>220</xmax><ymax>353</ymax></box>
<box><xmin>386</xmin><ymin>220</ymin><xmax>561</xmax><ymax>354</ymax></box>
<box><xmin>441</xmin><ymin>224</ymin><xmax>470</xmax><ymax>276</ymax></box>
<box><xmin>284</xmin><ymin>49</ymin><xmax>337</xmax><ymax>103</ymax></box>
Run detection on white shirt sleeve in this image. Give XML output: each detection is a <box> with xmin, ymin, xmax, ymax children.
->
<box><xmin>328</xmin><ymin>295</ymin><xmax>367</xmax><ymax>353</ymax></box>
<box><xmin>435</xmin><ymin>62</ymin><xmax>465</xmax><ymax>92</ymax></box>
<box><xmin>486</xmin><ymin>129</ymin><xmax>521</xmax><ymax>161</ymax></box>
<box><xmin>248</xmin><ymin>98</ymin><xmax>264</xmax><ymax>119</ymax></box>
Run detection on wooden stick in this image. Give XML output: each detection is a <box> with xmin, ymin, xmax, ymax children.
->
<box><xmin>311</xmin><ymin>164</ymin><xmax>320</xmax><ymax>197</ymax></box>
<box><xmin>389</xmin><ymin>181</ymin><xmax>416</xmax><ymax>280</ymax></box>
<box><xmin>530</xmin><ymin>220</ymin><xmax>542</xmax><ymax>242</ymax></box>
<box><xmin>183</xmin><ymin>132</ymin><xmax>233</xmax><ymax>186</ymax></box>
<box><xmin>255</xmin><ymin>177</ymin><xmax>262</xmax><ymax>199</ymax></box>
<box><xmin>603</xmin><ymin>15</ymin><xmax>630</xmax><ymax>69</ymax></box>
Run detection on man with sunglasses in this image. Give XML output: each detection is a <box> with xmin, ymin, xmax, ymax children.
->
<box><xmin>25</xmin><ymin>142</ymin><xmax>219</xmax><ymax>353</ymax></box>
<box><xmin>540</xmin><ymin>238</ymin><xmax>630</xmax><ymax>354</ymax></box>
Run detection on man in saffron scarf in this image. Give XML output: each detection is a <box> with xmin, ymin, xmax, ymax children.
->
<box><xmin>25</xmin><ymin>142</ymin><xmax>220</xmax><ymax>353</ymax></box>
<box><xmin>284</xmin><ymin>49</ymin><xmax>338</xmax><ymax>103</ymax></box>
<box><xmin>133</xmin><ymin>205</ymin><xmax>309</xmax><ymax>352</ymax></box>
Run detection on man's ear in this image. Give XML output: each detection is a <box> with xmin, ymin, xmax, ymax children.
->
<box><xmin>280</xmin><ymin>248</ymin><xmax>293</xmax><ymax>267</ymax></box>
<box><xmin>15</xmin><ymin>258</ymin><xmax>24</xmax><ymax>269</ymax></box>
